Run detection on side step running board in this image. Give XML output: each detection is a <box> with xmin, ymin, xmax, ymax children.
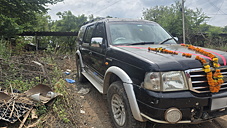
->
<box><xmin>82</xmin><ymin>72</ymin><xmax>104</xmax><ymax>94</ymax></box>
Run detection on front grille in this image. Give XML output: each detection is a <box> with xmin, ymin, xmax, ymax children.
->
<box><xmin>186</xmin><ymin>67</ymin><xmax>227</xmax><ymax>93</ymax></box>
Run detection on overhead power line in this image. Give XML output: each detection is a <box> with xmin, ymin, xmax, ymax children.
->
<box><xmin>207</xmin><ymin>0</ymin><xmax>225</xmax><ymax>23</ymax></box>
<box><xmin>93</xmin><ymin>0</ymin><xmax>122</xmax><ymax>14</ymax></box>
<box><xmin>207</xmin><ymin>14</ymin><xmax>227</xmax><ymax>15</ymax></box>
<box><xmin>208</xmin><ymin>0</ymin><xmax>226</xmax><ymax>15</ymax></box>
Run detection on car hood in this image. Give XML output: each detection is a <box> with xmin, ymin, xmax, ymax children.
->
<box><xmin>113</xmin><ymin>44</ymin><xmax>227</xmax><ymax>71</ymax></box>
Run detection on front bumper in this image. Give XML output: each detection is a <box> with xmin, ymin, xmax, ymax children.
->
<box><xmin>135</xmin><ymin>87</ymin><xmax>227</xmax><ymax>124</ymax></box>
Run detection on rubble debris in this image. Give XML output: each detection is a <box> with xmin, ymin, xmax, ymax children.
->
<box><xmin>64</xmin><ymin>69</ymin><xmax>72</xmax><ymax>75</ymax></box>
<box><xmin>0</xmin><ymin>84</ymin><xmax>61</xmax><ymax>124</ymax></box>
<box><xmin>0</xmin><ymin>92</ymin><xmax>11</xmax><ymax>101</ymax></box>
<box><xmin>31</xmin><ymin>109</ymin><xmax>38</xmax><ymax>119</ymax></box>
<box><xmin>18</xmin><ymin>108</ymin><xmax>33</xmax><ymax>128</ymax></box>
<box><xmin>25</xmin><ymin>84</ymin><xmax>61</xmax><ymax>104</ymax></box>
<box><xmin>66</xmin><ymin>69</ymin><xmax>71</xmax><ymax>72</ymax></box>
<box><xmin>0</xmin><ymin>101</ymin><xmax>33</xmax><ymax>123</ymax></box>
<box><xmin>46</xmin><ymin>91</ymin><xmax>56</xmax><ymax>99</ymax></box>
<box><xmin>30</xmin><ymin>93</ymin><xmax>41</xmax><ymax>102</ymax></box>
<box><xmin>65</xmin><ymin>78</ymin><xmax>75</xmax><ymax>84</ymax></box>
<box><xmin>32</xmin><ymin>61</ymin><xmax>52</xmax><ymax>85</ymax></box>
<box><xmin>27</xmin><ymin>118</ymin><xmax>42</xmax><ymax>128</ymax></box>
<box><xmin>64</xmin><ymin>71</ymin><xmax>70</xmax><ymax>75</ymax></box>
<box><xmin>80</xmin><ymin>109</ymin><xmax>85</xmax><ymax>114</ymax></box>
<box><xmin>78</xmin><ymin>88</ymin><xmax>90</xmax><ymax>95</ymax></box>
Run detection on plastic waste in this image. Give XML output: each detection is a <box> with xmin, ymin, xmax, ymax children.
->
<box><xmin>46</xmin><ymin>91</ymin><xmax>56</xmax><ymax>98</ymax></box>
<box><xmin>64</xmin><ymin>71</ymin><xmax>70</xmax><ymax>75</ymax></box>
<box><xmin>65</xmin><ymin>78</ymin><xmax>75</xmax><ymax>83</ymax></box>
<box><xmin>30</xmin><ymin>93</ymin><xmax>41</xmax><ymax>102</ymax></box>
<box><xmin>78</xmin><ymin>87</ymin><xmax>90</xmax><ymax>95</ymax></box>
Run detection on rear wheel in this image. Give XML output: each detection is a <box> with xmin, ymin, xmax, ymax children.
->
<box><xmin>76</xmin><ymin>59</ymin><xmax>87</xmax><ymax>82</ymax></box>
<box><xmin>107</xmin><ymin>81</ymin><xmax>146</xmax><ymax>128</ymax></box>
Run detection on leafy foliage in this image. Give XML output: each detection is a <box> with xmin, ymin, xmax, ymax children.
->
<box><xmin>143</xmin><ymin>1</ymin><xmax>209</xmax><ymax>43</ymax></box>
<box><xmin>0</xmin><ymin>0</ymin><xmax>63</xmax><ymax>38</ymax></box>
<box><xmin>49</xmin><ymin>11</ymin><xmax>87</xmax><ymax>52</ymax></box>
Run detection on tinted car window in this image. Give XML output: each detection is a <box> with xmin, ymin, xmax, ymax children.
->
<box><xmin>93</xmin><ymin>23</ymin><xmax>105</xmax><ymax>38</ymax></box>
<box><xmin>108</xmin><ymin>23</ymin><xmax>176</xmax><ymax>45</ymax></box>
<box><xmin>83</xmin><ymin>25</ymin><xmax>95</xmax><ymax>43</ymax></box>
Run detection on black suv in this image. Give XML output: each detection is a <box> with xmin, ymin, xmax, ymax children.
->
<box><xmin>76</xmin><ymin>18</ymin><xmax>227</xmax><ymax>128</ymax></box>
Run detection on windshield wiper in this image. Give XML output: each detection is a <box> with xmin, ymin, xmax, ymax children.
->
<box><xmin>127</xmin><ymin>42</ymin><xmax>154</xmax><ymax>45</ymax></box>
<box><xmin>159</xmin><ymin>38</ymin><xmax>174</xmax><ymax>44</ymax></box>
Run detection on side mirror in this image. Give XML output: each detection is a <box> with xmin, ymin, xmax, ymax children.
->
<box><xmin>91</xmin><ymin>37</ymin><xmax>103</xmax><ymax>47</ymax></box>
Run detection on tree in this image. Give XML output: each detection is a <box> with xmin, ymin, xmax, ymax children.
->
<box><xmin>50</xmin><ymin>11</ymin><xmax>87</xmax><ymax>52</ymax></box>
<box><xmin>223</xmin><ymin>26</ymin><xmax>227</xmax><ymax>33</ymax></box>
<box><xmin>143</xmin><ymin>1</ymin><xmax>209</xmax><ymax>43</ymax></box>
<box><xmin>0</xmin><ymin>0</ymin><xmax>63</xmax><ymax>38</ymax></box>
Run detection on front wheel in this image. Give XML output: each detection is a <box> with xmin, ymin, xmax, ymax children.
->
<box><xmin>107</xmin><ymin>81</ymin><xmax>146</xmax><ymax>128</ymax></box>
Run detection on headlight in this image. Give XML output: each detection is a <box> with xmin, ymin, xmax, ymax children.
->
<box><xmin>162</xmin><ymin>71</ymin><xmax>188</xmax><ymax>91</ymax></box>
<box><xmin>143</xmin><ymin>71</ymin><xmax>188</xmax><ymax>91</ymax></box>
<box><xmin>144</xmin><ymin>72</ymin><xmax>160</xmax><ymax>91</ymax></box>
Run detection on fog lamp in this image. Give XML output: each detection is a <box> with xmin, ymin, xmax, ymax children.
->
<box><xmin>165</xmin><ymin>108</ymin><xmax>182</xmax><ymax>123</ymax></box>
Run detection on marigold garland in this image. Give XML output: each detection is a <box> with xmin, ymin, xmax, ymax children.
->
<box><xmin>148</xmin><ymin>47</ymin><xmax>178</xmax><ymax>55</ymax></box>
<box><xmin>181</xmin><ymin>44</ymin><xmax>223</xmax><ymax>93</ymax></box>
<box><xmin>148</xmin><ymin>45</ymin><xmax>224</xmax><ymax>93</ymax></box>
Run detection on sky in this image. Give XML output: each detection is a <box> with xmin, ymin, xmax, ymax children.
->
<box><xmin>47</xmin><ymin>0</ymin><xmax>227</xmax><ymax>27</ymax></box>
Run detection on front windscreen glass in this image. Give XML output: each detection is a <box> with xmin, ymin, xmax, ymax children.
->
<box><xmin>108</xmin><ymin>22</ymin><xmax>176</xmax><ymax>45</ymax></box>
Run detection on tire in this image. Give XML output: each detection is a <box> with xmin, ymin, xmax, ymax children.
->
<box><xmin>107</xmin><ymin>81</ymin><xmax>146</xmax><ymax>128</ymax></box>
<box><xmin>76</xmin><ymin>58</ymin><xmax>87</xmax><ymax>82</ymax></box>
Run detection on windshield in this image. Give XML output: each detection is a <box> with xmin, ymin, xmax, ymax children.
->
<box><xmin>108</xmin><ymin>22</ymin><xmax>177</xmax><ymax>45</ymax></box>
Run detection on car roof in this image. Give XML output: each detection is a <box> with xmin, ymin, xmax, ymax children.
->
<box><xmin>83</xmin><ymin>18</ymin><xmax>157</xmax><ymax>27</ymax></box>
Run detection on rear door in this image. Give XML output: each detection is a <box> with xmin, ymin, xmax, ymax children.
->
<box><xmin>80</xmin><ymin>24</ymin><xmax>95</xmax><ymax>67</ymax></box>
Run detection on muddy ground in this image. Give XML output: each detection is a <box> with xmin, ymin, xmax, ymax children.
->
<box><xmin>1</xmin><ymin>52</ymin><xmax>227</xmax><ymax>128</ymax></box>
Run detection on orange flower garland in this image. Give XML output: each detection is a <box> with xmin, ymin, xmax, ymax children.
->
<box><xmin>182</xmin><ymin>53</ymin><xmax>192</xmax><ymax>58</ymax></box>
<box><xmin>148</xmin><ymin>45</ymin><xmax>224</xmax><ymax>93</ymax></box>
<box><xmin>148</xmin><ymin>47</ymin><xmax>178</xmax><ymax>55</ymax></box>
<box><xmin>181</xmin><ymin>44</ymin><xmax>224</xmax><ymax>93</ymax></box>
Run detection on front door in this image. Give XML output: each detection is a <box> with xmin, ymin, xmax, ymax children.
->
<box><xmin>89</xmin><ymin>22</ymin><xmax>108</xmax><ymax>77</ymax></box>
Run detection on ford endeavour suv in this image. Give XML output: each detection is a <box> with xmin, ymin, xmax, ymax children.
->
<box><xmin>76</xmin><ymin>18</ymin><xmax>227</xmax><ymax>128</ymax></box>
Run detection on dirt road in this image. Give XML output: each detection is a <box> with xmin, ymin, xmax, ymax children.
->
<box><xmin>75</xmin><ymin>81</ymin><xmax>227</xmax><ymax>128</ymax></box>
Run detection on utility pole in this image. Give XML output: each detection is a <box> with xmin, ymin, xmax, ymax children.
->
<box><xmin>182</xmin><ymin>0</ymin><xmax>186</xmax><ymax>44</ymax></box>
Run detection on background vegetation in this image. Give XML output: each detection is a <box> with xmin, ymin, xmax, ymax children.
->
<box><xmin>0</xmin><ymin>0</ymin><xmax>226</xmax><ymax>127</ymax></box>
<box><xmin>143</xmin><ymin>1</ymin><xmax>227</xmax><ymax>50</ymax></box>
<box><xmin>1</xmin><ymin>0</ymin><xmax>226</xmax><ymax>54</ymax></box>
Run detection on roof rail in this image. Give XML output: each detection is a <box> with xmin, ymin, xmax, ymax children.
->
<box><xmin>83</xmin><ymin>17</ymin><xmax>105</xmax><ymax>25</ymax></box>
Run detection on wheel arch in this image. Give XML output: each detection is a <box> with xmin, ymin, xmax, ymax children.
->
<box><xmin>103</xmin><ymin>66</ymin><xmax>145</xmax><ymax>122</ymax></box>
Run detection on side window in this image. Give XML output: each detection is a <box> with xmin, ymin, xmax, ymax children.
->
<box><xmin>93</xmin><ymin>23</ymin><xmax>105</xmax><ymax>38</ymax></box>
<box><xmin>83</xmin><ymin>24</ymin><xmax>95</xmax><ymax>43</ymax></box>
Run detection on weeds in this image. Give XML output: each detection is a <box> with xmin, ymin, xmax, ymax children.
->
<box><xmin>0</xmin><ymin>39</ymin><xmax>11</xmax><ymax>59</ymax></box>
<box><xmin>52</xmin><ymin>79</ymin><xmax>71</xmax><ymax>123</ymax></box>
<box><xmin>1</xmin><ymin>48</ymin><xmax>74</xmax><ymax>126</ymax></box>
<box><xmin>5</xmin><ymin>77</ymin><xmax>41</xmax><ymax>92</ymax></box>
